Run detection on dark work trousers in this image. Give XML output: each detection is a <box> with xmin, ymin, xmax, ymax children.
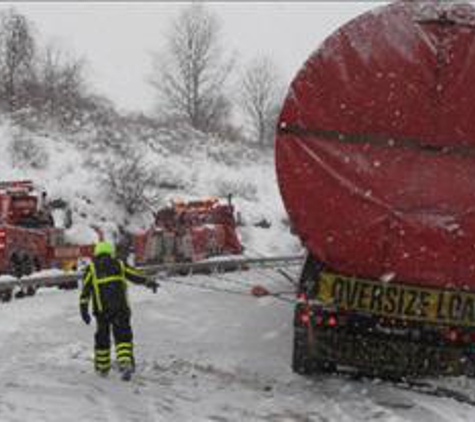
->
<box><xmin>94</xmin><ymin>309</ymin><xmax>134</xmax><ymax>373</ymax></box>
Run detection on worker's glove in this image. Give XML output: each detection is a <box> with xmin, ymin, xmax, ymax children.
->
<box><xmin>146</xmin><ymin>280</ymin><xmax>159</xmax><ymax>293</ymax></box>
<box><xmin>80</xmin><ymin>306</ymin><xmax>91</xmax><ymax>325</ymax></box>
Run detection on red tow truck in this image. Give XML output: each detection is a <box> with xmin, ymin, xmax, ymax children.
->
<box><xmin>134</xmin><ymin>197</ymin><xmax>242</xmax><ymax>265</ymax></box>
<box><xmin>0</xmin><ymin>180</ymin><xmax>94</xmax><ymax>301</ymax></box>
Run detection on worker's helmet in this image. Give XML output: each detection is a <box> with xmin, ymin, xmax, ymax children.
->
<box><xmin>94</xmin><ymin>241</ymin><xmax>115</xmax><ymax>257</ymax></box>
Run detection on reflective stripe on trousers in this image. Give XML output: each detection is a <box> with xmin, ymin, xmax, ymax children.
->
<box><xmin>95</xmin><ymin>348</ymin><xmax>111</xmax><ymax>373</ymax></box>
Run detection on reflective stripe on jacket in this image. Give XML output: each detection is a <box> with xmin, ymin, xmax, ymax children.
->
<box><xmin>80</xmin><ymin>254</ymin><xmax>147</xmax><ymax>314</ymax></box>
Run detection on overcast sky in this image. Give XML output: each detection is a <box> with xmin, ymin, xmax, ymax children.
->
<box><xmin>6</xmin><ymin>2</ymin><xmax>388</xmax><ymax>114</ymax></box>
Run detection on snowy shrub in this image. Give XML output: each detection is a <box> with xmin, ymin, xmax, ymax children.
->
<box><xmin>213</xmin><ymin>177</ymin><xmax>258</xmax><ymax>202</ymax></box>
<box><xmin>10</xmin><ymin>107</ymin><xmax>42</xmax><ymax>132</ymax></box>
<box><xmin>8</xmin><ymin>132</ymin><xmax>49</xmax><ymax>169</ymax></box>
<box><xmin>101</xmin><ymin>149</ymin><xmax>162</xmax><ymax>218</ymax></box>
<box><xmin>206</xmin><ymin>141</ymin><xmax>242</xmax><ymax>166</ymax></box>
<box><xmin>156</xmin><ymin>166</ymin><xmax>189</xmax><ymax>191</ymax></box>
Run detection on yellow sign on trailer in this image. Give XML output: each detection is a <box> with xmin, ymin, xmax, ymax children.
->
<box><xmin>317</xmin><ymin>272</ymin><xmax>475</xmax><ymax>327</ymax></box>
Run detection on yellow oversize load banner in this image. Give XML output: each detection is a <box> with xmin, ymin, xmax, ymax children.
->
<box><xmin>317</xmin><ymin>272</ymin><xmax>475</xmax><ymax>327</ymax></box>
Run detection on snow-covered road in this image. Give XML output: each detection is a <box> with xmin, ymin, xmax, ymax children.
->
<box><xmin>0</xmin><ymin>270</ymin><xmax>475</xmax><ymax>422</ymax></box>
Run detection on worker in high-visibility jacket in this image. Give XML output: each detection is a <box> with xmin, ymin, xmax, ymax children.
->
<box><xmin>79</xmin><ymin>241</ymin><xmax>158</xmax><ymax>377</ymax></box>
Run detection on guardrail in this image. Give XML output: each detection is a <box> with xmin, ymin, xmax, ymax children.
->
<box><xmin>0</xmin><ymin>254</ymin><xmax>304</xmax><ymax>294</ymax></box>
<box><xmin>0</xmin><ymin>272</ymin><xmax>77</xmax><ymax>292</ymax></box>
<box><xmin>141</xmin><ymin>254</ymin><xmax>304</xmax><ymax>276</ymax></box>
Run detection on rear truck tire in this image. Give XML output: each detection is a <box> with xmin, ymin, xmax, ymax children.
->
<box><xmin>21</xmin><ymin>254</ymin><xmax>33</xmax><ymax>276</ymax></box>
<box><xmin>14</xmin><ymin>255</ymin><xmax>37</xmax><ymax>297</ymax></box>
<box><xmin>21</xmin><ymin>255</ymin><xmax>37</xmax><ymax>296</ymax></box>
<box><xmin>14</xmin><ymin>290</ymin><xmax>25</xmax><ymax>299</ymax></box>
<box><xmin>7</xmin><ymin>254</ymin><xmax>37</xmax><ymax>299</ymax></box>
<box><xmin>0</xmin><ymin>289</ymin><xmax>12</xmax><ymax>303</ymax></box>
<box><xmin>25</xmin><ymin>257</ymin><xmax>42</xmax><ymax>297</ymax></box>
<box><xmin>464</xmin><ymin>354</ymin><xmax>475</xmax><ymax>378</ymax></box>
<box><xmin>292</xmin><ymin>326</ymin><xmax>315</xmax><ymax>375</ymax></box>
<box><xmin>292</xmin><ymin>252</ymin><xmax>337</xmax><ymax>376</ymax></box>
<box><xmin>34</xmin><ymin>257</ymin><xmax>41</xmax><ymax>273</ymax></box>
<box><xmin>292</xmin><ymin>327</ymin><xmax>337</xmax><ymax>376</ymax></box>
<box><xmin>9</xmin><ymin>254</ymin><xmax>23</xmax><ymax>299</ymax></box>
<box><xmin>9</xmin><ymin>254</ymin><xmax>23</xmax><ymax>279</ymax></box>
<box><xmin>25</xmin><ymin>285</ymin><xmax>37</xmax><ymax>296</ymax></box>
<box><xmin>292</xmin><ymin>305</ymin><xmax>337</xmax><ymax>376</ymax></box>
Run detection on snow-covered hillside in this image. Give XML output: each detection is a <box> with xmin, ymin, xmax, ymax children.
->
<box><xmin>0</xmin><ymin>270</ymin><xmax>475</xmax><ymax>421</ymax></box>
<box><xmin>0</xmin><ymin>118</ymin><xmax>300</xmax><ymax>256</ymax></box>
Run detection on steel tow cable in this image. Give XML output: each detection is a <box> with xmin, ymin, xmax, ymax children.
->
<box><xmin>196</xmin><ymin>264</ymin><xmax>298</xmax><ymax>303</ymax></box>
<box><xmin>160</xmin><ymin>275</ymin><xmax>295</xmax><ymax>304</ymax></box>
<box><xmin>243</xmin><ymin>246</ymin><xmax>300</xmax><ymax>288</ymax></box>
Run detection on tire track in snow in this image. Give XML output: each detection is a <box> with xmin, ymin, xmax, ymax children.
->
<box><xmin>145</xmin><ymin>396</ymin><xmax>170</xmax><ymax>422</ymax></box>
<box><xmin>96</xmin><ymin>394</ymin><xmax>122</xmax><ymax>422</ymax></box>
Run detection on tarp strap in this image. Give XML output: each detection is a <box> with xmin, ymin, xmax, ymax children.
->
<box><xmin>278</xmin><ymin>124</ymin><xmax>475</xmax><ymax>157</ymax></box>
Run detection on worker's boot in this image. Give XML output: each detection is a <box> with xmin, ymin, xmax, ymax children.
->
<box><xmin>94</xmin><ymin>348</ymin><xmax>111</xmax><ymax>377</ymax></box>
<box><xmin>116</xmin><ymin>342</ymin><xmax>134</xmax><ymax>380</ymax></box>
<box><xmin>96</xmin><ymin>369</ymin><xmax>109</xmax><ymax>378</ymax></box>
<box><xmin>118</xmin><ymin>361</ymin><xmax>133</xmax><ymax>381</ymax></box>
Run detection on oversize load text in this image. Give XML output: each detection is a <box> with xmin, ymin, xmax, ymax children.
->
<box><xmin>317</xmin><ymin>273</ymin><xmax>475</xmax><ymax>326</ymax></box>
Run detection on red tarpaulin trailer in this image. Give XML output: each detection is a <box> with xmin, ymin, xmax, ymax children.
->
<box><xmin>276</xmin><ymin>1</ymin><xmax>475</xmax><ymax>290</ymax></box>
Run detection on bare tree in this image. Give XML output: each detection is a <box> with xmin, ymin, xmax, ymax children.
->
<box><xmin>150</xmin><ymin>3</ymin><xmax>234</xmax><ymax>133</ymax></box>
<box><xmin>35</xmin><ymin>42</ymin><xmax>88</xmax><ymax>126</ymax></box>
<box><xmin>102</xmin><ymin>150</ymin><xmax>160</xmax><ymax>221</ymax></box>
<box><xmin>0</xmin><ymin>8</ymin><xmax>36</xmax><ymax>111</ymax></box>
<box><xmin>239</xmin><ymin>56</ymin><xmax>284</xmax><ymax>147</ymax></box>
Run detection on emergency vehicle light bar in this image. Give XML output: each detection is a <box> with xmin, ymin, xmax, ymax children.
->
<box><xmin>0</xmin><ymin>180</ymin><xmax>34</xmax><ymax>192</ymax></box>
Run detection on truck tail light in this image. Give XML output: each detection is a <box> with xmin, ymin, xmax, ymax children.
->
<box><xmin>443</xmin><ymin>327</ymin><xmax>461</xmax><ymax>343</ymax></box>
<box><xmin>314</xmin><ymin>310</ymin><xmax>340</xmax><ymax>328</ymax></box>
<box><xmin>0</xmin><ymin>229</ymin><xmax>5</xmax><ymax>249</ymax></box>
<box><xmin>448</xmin><ymin>329</ymin><xmax>458</xmax><ymax>342</ymax></box>
<box><xmin>328</xmin><ymin>315</ymin><xmax>338</xmax><ymax>327</ymax></box>
<box><xmin>300</xmin><ymin>310</ymin><xmax>310</xmax><ymax>326</ymax></box>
